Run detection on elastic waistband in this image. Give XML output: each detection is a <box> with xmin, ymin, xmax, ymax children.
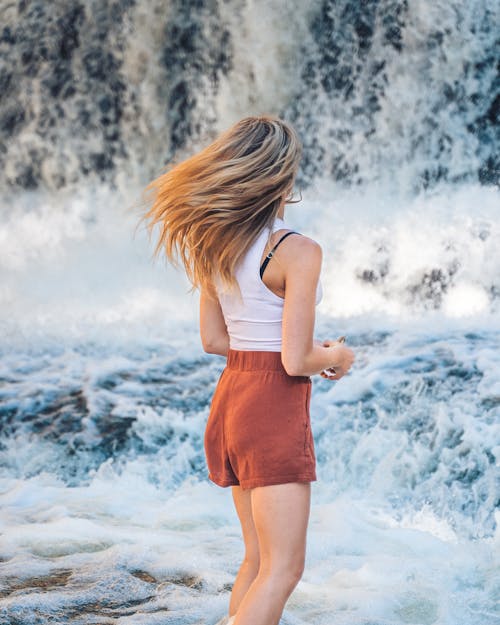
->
<box><xmin>226</xmin><ymin>349</ymin><xmax>286</xmax><ymax>372</ymax></box>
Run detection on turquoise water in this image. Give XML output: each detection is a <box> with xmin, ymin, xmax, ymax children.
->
<box><xmin>1</xmin><ymin>0</ymin><xmax>499</xmax><ymax>622</ymax></box>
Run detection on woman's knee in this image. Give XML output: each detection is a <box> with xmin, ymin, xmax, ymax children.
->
<box><xmin>242</xmin><ymin>537</ymin><xmax>260</xmax><ymax>574</ymax></box>
<box><xmin>241</xmin><ymin>552</ymin><xmax>260</xmax><ymax>576</ymax></box>
<box><xmin>284</xmin><ymin>555</ymin><xmax>305</xmax><ymax>587</ymax></box>
<box><xmin>261</xmin><ymin>554</ymin><xmax>305</xmax><ymax>592</ymax></box>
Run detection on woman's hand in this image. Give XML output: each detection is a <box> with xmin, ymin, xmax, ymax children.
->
<box><xmin>320</xmin><ymin>337</ymin><xmax>355</xmax><ymax>381</ymax></box>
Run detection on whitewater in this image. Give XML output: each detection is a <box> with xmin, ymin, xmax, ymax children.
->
<box><xmin>0</xmin><ymin>1</ymin><xmax>499</xmax><ymax>624</ymax></box>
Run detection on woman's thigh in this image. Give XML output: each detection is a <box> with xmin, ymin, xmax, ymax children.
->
<box><xmin>232</xmin><ymin>485</ymin><xmax>259</xmax><ymax>563</ymax></box>
<box><xmin>250</xmin><ymin>482</ymin><xmax>311</xmax><ymax>572</ymax></box>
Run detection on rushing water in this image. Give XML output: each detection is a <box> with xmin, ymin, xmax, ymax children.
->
<box><xmin>0</xmin><ymin>1</ymin><xmax>499</xmax><ymax>624</ymax></box>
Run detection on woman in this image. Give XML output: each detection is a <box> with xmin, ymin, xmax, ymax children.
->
<box><xmin>140</xmin><ymin>116</ymin><xmax>355</xmax><ymax>625</ymax></box>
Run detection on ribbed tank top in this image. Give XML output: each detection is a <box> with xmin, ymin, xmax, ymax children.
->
<box><xmin>214</xmin><ymin>217</ymin><xmax>323</xmax><ymax>352</ymax></box>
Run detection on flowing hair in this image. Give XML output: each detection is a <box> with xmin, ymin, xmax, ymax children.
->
<box><xmin>137</xmin><ymin>115</ymin><xmax>302</xmax><ymax>298</ymax></box>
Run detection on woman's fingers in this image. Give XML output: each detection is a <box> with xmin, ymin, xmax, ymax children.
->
<box><xmin>320</xmin><ymin>367</ymin><xmax>343</xmax><ymax>380</ymax></box>
<box><xmin>323</xmin><ymin>340</ymin><xmax>339</xmax><ymax>348</ymax></box>
<box><xmin>320</xmin><ymin>336</ymin><xmax>351</xmax><ymax>380</ymax></box>
<box><xmin>322</xmin><ymin>335</ymin><xmax>346</xmax><ymax>348</ymax></box>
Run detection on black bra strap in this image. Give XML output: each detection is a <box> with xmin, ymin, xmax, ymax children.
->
<box><xmin>260</xmin><ymin>231</ymin><xmax>302</xmax><ymax>279</ymax></box>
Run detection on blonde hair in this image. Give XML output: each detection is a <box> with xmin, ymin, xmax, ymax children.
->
<box><xmin>138</xmin><ymin>115</ymin><xmax>302</xmax><ymax>298</ymax></box>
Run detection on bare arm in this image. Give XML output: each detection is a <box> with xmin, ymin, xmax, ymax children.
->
<box><xmin>281</xmin><ymin>237</ymin><xmax>354</xmax><ymax>377</ymax></box>
<box><xmin>199</xmin><ymin>284</ymin><xmax>230</xmax><ymax>357</ymax></box>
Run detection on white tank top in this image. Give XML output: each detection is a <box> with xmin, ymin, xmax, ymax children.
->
<box><xmin>214</xmin><ymin>216</ymin><xmax>323</xmax><ymax>352</ymax></box>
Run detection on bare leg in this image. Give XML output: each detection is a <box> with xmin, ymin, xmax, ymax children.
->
<box><xmin>229</xmin><ymin>486</ymin><xmax>260</xmax><ymax>616</ymax></box>
<box><xmin>233</xmin><ymin>482</ymin><xmax>311</xmax><ymax>625</ymax></box>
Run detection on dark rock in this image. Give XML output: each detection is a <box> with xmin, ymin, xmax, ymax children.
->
<box><xmin>486</xmin><ymin>93</ymin><xmax>499</xmax><ymax>125</ymax></box>
<box><xmin>0</xmin><ymin>0</ymin><xmax>497</xmax><ymax>193</ymax></box>
<box><xmin>83</xmin><ymin>48</ymin><xmax>120</xmax><ymax>81</ymax></box>
<box><xmin>90</xmin><ymin>151</ymin><xmax>115</xmax><ymax>173</ymax></box>
<box><xmin>478</xmin><ymin>155</ymin><xmax>499</xmax><ymax>186</ymax></box>
<box><xmin>57</xmin><ymin>4</ymin><xmax>85</xmax><ymax>60</ymax></box>
<box><xmin>41</xmin><ymin>62</ymin><xmax>74</xmax><ymax>98</ymax></box>
<box><xmin>1</xmin><ymin>104</ymin><xmax>25</xmax><ymax>136</ymax></box>
<box><xmin>161</xmin><ymin>0</ymin><xmax>233</xmax><ymax>155</ymax></box>
<box><xmin>0</xmin><ymin>69</ymin><xmax>13</xmax><ymax>97</ymax></box>
<box><xmin>15</xmin><ymin>163</ymin><xmax>39</xmax><ymax>189</ymax></box>
<box><xmin>407</xmin><ymin>267</ymin><xmax>456</xmax><ymax>308</ymax></box>
<box><xmin>0</xmin><ymin>26</ymin><xmax>17</xmax><ymax>45</ymax></box>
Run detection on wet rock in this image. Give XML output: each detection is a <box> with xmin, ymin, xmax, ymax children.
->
<box><xmin>130</xmin><ymin>570</ymin><xmax>158</xmax><ymax>584</ymax></box>
<box><xmin>165</xmin><ymin>573</ymin><xmax>203</xmax><ymax>590</ymax></box>
<box><xmin>0</xmin><ymin>569</ymin><xmax>73</xmax><ymax>598</ymax></box>
<box><xmin>57</xmin><ymin>4</ymin><xmax>85</xmax><ymax>60</ymax></box>
<box><xmin>0</xmin><ymin>0</ymin><xmax>133</xmax><ymax>192</ymax></box>
<box><xmin>0</xmin><ymin>1</ymin><xmax>497</xmax><ymax>205</ymax></box>
<box><xmin>1</xmin><ymin>104</ymin><xmax>25</xmax><ymax>136</ymax></box>
<box><xmin>161</xmin><ymin>0</ymin><xmax>233</xmax><ymax>157</ymax></box>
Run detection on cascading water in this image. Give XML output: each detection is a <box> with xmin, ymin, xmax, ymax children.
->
<box><xmin>0</xmin><ymin>1</ymin><xmax>498</xmax><ymax>624</ymax></box>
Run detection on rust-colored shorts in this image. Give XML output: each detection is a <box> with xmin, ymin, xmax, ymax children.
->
<box><xmin>204</xmin><ymin>349</ymin><xmax>316</xmax><ymax>490</ymax></box>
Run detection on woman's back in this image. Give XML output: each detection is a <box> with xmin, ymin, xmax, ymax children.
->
<box><xmin>214</xmin><ymin>216</ymin><xmax>323</xmax><ymax>352</ymax></box>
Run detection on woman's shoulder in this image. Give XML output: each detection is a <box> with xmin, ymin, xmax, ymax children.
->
<box><xmin>271</xmin><ymin>229</ymin><xmax>322</xmax><ymax>287</ymax></box>
<box><xmin>277</xmin><ymin>227</ymin><xmax>322</xmax><ymax>260</ymax></box>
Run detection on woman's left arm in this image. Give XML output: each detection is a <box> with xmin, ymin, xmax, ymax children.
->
<box><xmin>199</xmin><ymin>286</ymin><xmax>230</xmax><ymax>357</ymax></box>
